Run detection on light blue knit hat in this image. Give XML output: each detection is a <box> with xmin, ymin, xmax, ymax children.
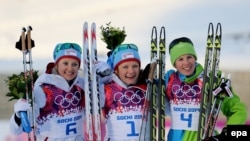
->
<box><xmin>53</xmin><ymin>43</ymin><xmax>82</xmax><ymax>64</ymax></box>
<box><xmin>110</xmin><ymin>43</ymin><xmax>141</xmax><ymax>70</ymax></box>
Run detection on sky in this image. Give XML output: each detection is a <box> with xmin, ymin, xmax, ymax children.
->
<box><xmin>1</xmin><ymin>0</ymin><xmax>250</xmax><ymax>73</ymax></box>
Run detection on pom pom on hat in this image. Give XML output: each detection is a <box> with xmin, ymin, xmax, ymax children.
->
<box><xmin>109</xmin><ymin>43</ymin><xmax>141</xmax><ymax>70</ymax></box>
<box><xmin>169</xmin><ymin>37</ymin><xmax>197</xmax><ymax>66</ymax></box>
<box><xmin>53</xmin><ymin>43</ymin><xmax>82</xmax><ymax>65</ymax></box>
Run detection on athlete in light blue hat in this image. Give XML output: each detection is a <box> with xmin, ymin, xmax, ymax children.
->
<box><xmin>99</xmin><ymin>43</ymin><xmax>152</xmax><ymax>140</ymax></box>
<box><xmin>10</xmin><ymin>42</ymin><xmax>111</xmax><ymax>141</ymax></box>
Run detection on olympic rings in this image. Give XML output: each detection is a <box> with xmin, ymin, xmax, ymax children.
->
<box><xmin>113</xmin><ymin>88</ymin><xmax>145</xmax><ymax>105</ymax></box>
<box><xmin>172</xmin><ymin>84</ymin><xmax>201</xmax><ymax>98</ymax></box>
<box><xmin>54</xmin><ymin>91</ymin><xmax>82</xmax><ymax>108</ymax></box>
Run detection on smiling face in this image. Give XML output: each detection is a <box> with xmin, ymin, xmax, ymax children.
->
<box><xmin>115</xmin><ymin>60</ymin><xmax>140</xmax><ymax>85</ymax></box>
<box><xmin>174</xmin><ymin>54</ymin><xmax>196</xmax><ymax>76</ymax></box>
<box><xmin>55</xmin><ymin>57</ymin><xmax>80</xmax><ymax>81</ymax></box>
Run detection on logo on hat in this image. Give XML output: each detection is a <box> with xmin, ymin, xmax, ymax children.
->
<box><xmin>121</xmin><ymin>52</ymin><xmax>135</xmax><ymax>60</ymax></box>
<box><xmin>65</xmin><ymin>49</ymin><xmax>77</xmax><ymax>57</ymax></box>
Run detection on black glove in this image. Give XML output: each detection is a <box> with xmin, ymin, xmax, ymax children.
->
<box><xmin>136</xmin><ymin>63</ymin><xmax>151</xmax><ymax>85</ymax></box>
<box><xmin>142</xmin><ymin>63</ymin><xmax>151</xmax><ymax>80</ymax></box>
<box><xmin>203</xmin><ymin>127</ymin><xmax>227</xmax><ymax>141</ymax></box>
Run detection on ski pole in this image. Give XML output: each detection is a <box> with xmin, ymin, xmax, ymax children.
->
<box><xmin>139</xmin><ymin>61</ymin><xmax>157</xmax><ymax>141</ymax></box>
<box><xmin>15</xmin><ymin>26</ymin><xmax>36</xmax><ymax>141</ymax></box>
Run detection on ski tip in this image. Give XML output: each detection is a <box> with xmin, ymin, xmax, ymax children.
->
<box><xmin>91</xmin><ymin>22</ymin><xmax>96</xmax><ymax>26</ymax></box>
<box><xmin>160</xmin><ymin>26</ymin><xmax>166</xmax><ymax>37</ymax></box>
<box><xmin>84</xmin><ymin>22</ymin><xmax>88</xmax><ymax>27</ymax></box>
<box><xmin>216</xmin><ymin>23</ymin><xmax>222</xmax><ymax>35</ymax></box>
<box><xmin>91</xmin><ymin>23</ymin><xmax>96</xmax><ymax>32</ymax></box>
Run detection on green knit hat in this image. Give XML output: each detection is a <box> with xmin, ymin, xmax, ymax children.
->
<box><xmin>169</xmin><ymin>37</ymin><xmax>197</xmax><ymax>66</ymax></box>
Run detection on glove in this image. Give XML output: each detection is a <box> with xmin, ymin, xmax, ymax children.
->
<box><xmin>213</xmin><ymin>73</ymin><xmax>233</xmax><ymax>98</ymax></box>
<box><xmin>14</xmin><ymin>99</ymin><xmax>31</xmax><ymax>118</ymax></box>
<box><xmin>95</xmin><ymin>61</ymin><xmax>111</xmax><ymax>77</ymax></box>
<box><xmin>142</xmin><ymin>57</ymin><xmax>158</xmax><ymax>81</ymax></box>
<box><xmin>95</xmin><ymin>61</ymin><xmax>112</xmax><ymax>83</ymax></box>
<box><xmin>203</xmin><ymin>127</ymin><xmax>227</xmax><ymax>141</ymax></box>
<box><xmin>142</xmin><ymin>63</ymin><xmax>150</xmax><ymax>80</ymax></box>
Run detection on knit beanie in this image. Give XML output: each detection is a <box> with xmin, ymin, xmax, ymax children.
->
<box><xmin>110</xmin><ymin>43</ymin><xmax>141</xmax><ymax>70</ymax></box>
<box><xmin>169</xmin><ymin>37</ymin><xmax>197</xmax><ymax>66</ymax></box>
<box><xmin>53</xmin><ymin>43</ymin><xmax>82</xmax><ymax>65</ymax></box>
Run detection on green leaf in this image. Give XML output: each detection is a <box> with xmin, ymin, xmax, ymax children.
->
<box><xmin>17</xmin><ymin>80</ymin><xmax>26</xmax><ymax>93</ymax></box>
<box><xmin>4</xmin><ymin>70</ymin><xmax>39</xmax><ymax>102</ymax></box>
<box><xmin>100</xmin><ymin>22</ymin><xmax>127</xmax><ymax>50</ymax></box>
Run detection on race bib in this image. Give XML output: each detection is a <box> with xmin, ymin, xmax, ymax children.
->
<box><xmin>170</xmin><ymin>103</ymin><xmax>200</xmax><ymax>131</ymax></box>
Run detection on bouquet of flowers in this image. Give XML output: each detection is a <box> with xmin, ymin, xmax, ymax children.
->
<box><xmin>5</xmin><ymin>70</ymin><xmax>39</xmax><ymax>101</ymax></box>
<box><xmin>100</xmin><ymin>22</ymin><xmax>127</xmax><ymax>50</ymax></box>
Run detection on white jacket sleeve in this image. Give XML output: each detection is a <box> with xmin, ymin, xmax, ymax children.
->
<box><xmin>9</xmin><ymin>74</ymin><xmax>47</xmax><ymax>135</ymax></box>
<box><xmin>9</xmin><ymin>107</ymin><xmax>34</xmax><ymax>135</ymax></box>
<box><xmin>9</xmin><ymin>114</ymin><xmax>23</xmax><ymax>135</ymax></box>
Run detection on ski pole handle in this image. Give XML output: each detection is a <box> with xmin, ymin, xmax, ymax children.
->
<box><xmin>20</xmin><ymin>111</ymin><xmax>32</xmax><ymax>133</ymax></box>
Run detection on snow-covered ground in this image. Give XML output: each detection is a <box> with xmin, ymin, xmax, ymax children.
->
<box><xmin>0</xmin><ymin>119</ymin><xmax>12</xmax><ymax>141</ymax></box>
<box><xmin>0</xmin><ymin>120</ymin><xmax>28</xmax><ymax>141</ymax></box>
<box><xmin>1</xmin><ymin>120</ymin><xmax>9</xmax><ymax>140</ymax></box>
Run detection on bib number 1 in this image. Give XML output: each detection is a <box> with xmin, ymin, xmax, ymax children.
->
<box><xmin>127</xmin><ymin>121</ymin><xmax>139</xmax><ymax>136</ymax></box>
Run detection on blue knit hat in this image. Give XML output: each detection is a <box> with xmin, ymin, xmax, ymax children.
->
<box><xmin>53</xmin><ymin>43</ymin><xmax>82</xmax><ymax>65</ymax></box>
<box><xmin>109</xmin><ymin>44</ymin><xmax>141</xmax><ymax>70</ymax></box>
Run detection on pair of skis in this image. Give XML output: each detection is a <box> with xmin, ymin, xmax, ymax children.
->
<box><xmin>197</xmin><ymin>23</ymin><xmax>233</xmax><ymax>141</ymax></box>
<box><xmin>83</xmin><ymin>22</ymin><xmax>101</xmax><ymax>141</ymax></box>
<box><xmin>140</xmin><ymin>26</ymin><xmax>166</xmax><ymax>141</ymax></box>
<box><xmin>151</xmin><ymin>26</ymin><xmax>166</xmax><ymax>141</ymax></box>
<box><xmin>15</xmin><ymin>26</ymin><xmax>36</xmax><ymax>141</ymax></box>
